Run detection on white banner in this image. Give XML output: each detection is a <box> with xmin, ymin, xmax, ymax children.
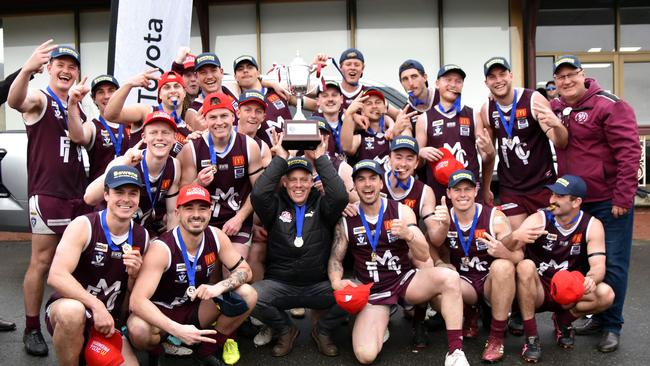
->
<box><xmin>112</xmin><ymin>0</ymin><xmax>192</xmax><ymax>106</ymax></box>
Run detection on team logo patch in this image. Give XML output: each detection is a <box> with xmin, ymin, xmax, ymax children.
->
<box><xmin>305</xmin><ymin>210</ymin><xmax>315</xmax><ymax>218</ymax></box>
<box><xmin>232</xmin><ymin>155</ymin><xmax>245</xmax><ymax>166</ymax></box>
<box><xmin>433</xmin><ymin>126</ymin><xmax>443</xmax><ymax>136</ymax></box>
<box><xmin>30</xmin><ymin>217</ymin><xmax>37</xmax><ymax>227</ymax></box>
<box><xmin>570</xmin><ymin>244</ymin><xmax>581</xmax><ymax>255</ymax></box>
<box><xmin>91</xmin><ymin>252</ymin><xmax>105</xmax><ymax>267</ymax></box>
<box><xmin>100</xmin><ymin>130</ymin><xmax>113</xmax><ymax>147</ymax></box>
<box><xmin>279</xmin><ymin>211</ymin><xmax>292</xmax><ymax>223</ymax></box>
<box><xmin>575</xmin><ymin>111</ymin><xmax>588</xmax><ymax>123</ymax></box>
<box><xmin>460</xmin><ymin>126</ymin><xmax>470</xmax><ymax>136</ymax></box>
<box><xmin>234</xmin><ymin>167</ymin><xmax>245</xmax><ymax>179</ymax></box>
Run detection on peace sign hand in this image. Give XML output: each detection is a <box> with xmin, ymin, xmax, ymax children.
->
<box><xmin>25</xmin><ymin>39</ymin><xmax>58</xmax><ymax>74</ymax></box>
<box><xmin>68</xmin><ymin>76</ymin><xmax>90</xmax><ymax>105</ymax></box>
<box><xmin>123</xmin><ymin>139</ymin><xmax>145</xmax><ymax>166</ymax></box>
<box><xmin>478</xmin><ymin>232</ymin><xmax>510</xmax><ymax>259</ymax></box>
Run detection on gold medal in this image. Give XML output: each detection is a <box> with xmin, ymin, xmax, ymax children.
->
<box><xmin>371</xmin><ymin>251</ymin><xmax>378</xmax><ymax>262</ymax></box>
<box><xmin>294</xmin><ymin>237</ymin><xmax>304</xmax><ymax>247</ymax></box>
<box><xmin>121</xmin><ymin>244</ymin><xmax>132</xmax><ymax>255</ymax></box>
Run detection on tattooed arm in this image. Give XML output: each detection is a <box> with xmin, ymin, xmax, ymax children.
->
<box><xmin>328</xmin><ymin>219</ymin><xmax>356</xmax><ymax>291</ymax></box>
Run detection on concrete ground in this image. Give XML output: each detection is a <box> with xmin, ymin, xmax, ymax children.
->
<box><xmin>1</xmin><ymin>240</ymin><xmax>649</xmax><ymax>365</ymax></box>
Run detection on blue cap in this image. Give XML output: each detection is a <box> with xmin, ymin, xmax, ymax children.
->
<box><xmin>238</xmin><ymin>89</ymin><xmax>266</xmax><ymax>110</ymax></box>
<box><xmin>309</xmin><ymin>116</ymin><xmax>331</xmax><ymax>134</ymax></box>
<box><xmin>91</xmin><ymin>75</ymin><xmax>119</xmax><ymax>95</ymax></box>
<box><xmin>286</xmin><ymin>157</ymin><xmax>313</xmax><ymax>174</ymax></box>
<box><xmin>212</xmin><ymin>291</ymin><xmax>249</xmax><ymax>317</ymax></box>
<box><xmin>399</xmin><ymin>59</ymin><xmax>425</xmax><ymax>77</ymax></box>
<box><xmin>483</xmin><ymin>57</ymin><xmax>511</xmax><ymax>76</ymax></box>
<box><xmin>390</xmin><ymin>135</ymin><xmax>419</xmax><ymax>154</ymax></box>
<box><xmin>545</xmin><ymin>175</ymin><xmax>587</xmax><ymax>198</ymax></box>
<box><xmin>339</xmin><ymin>48</ymin><xmax>364</xmax><ymax>64</ymax></box>
<box><xmin>553</xmin><ymin>55</ymin><xmax>582</xmax><ymax>74</ymax></box>
<box><xmin>50</xmin><ymin>46</ymin><xmax>80</xmax><ymax>65</ymax></box>
<box><xmin>105</xmin><ymin>165</ymin><xmax>143</xmax><ymax>189</ymax></box>
<box><xmin>233</xmin><ymin>55</ymin><xmax>259</xmax><ymax>71</ymax></box>
<box><xmin>448</xmin><ymin>169</ymin><xmax>476</xmax><ymax>188</ymax></box>
<box><xmin>195</xmin><ymin>52</ymin><xmax>221</xmax><ymax>70</ymax></box>
<box><xmin>352</xmin><ymin>159</ymin><xmax>384</xmax><ymax>179</ymax></box>
<box><xmin>437</xmin><ymin>64</ymin><xmax>466</xmax><ymax>79</ymax></box>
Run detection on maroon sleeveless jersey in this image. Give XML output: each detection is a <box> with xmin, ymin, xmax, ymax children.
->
<box><xmin>344</xmin><ymin>198</ymin><xmax>415</xmax><ymax>296</ymax></box>
<box><xmin>487</xmin><ymin>88</ymin><xmax>556</xmax><ymax>194</ymax></box>
<box><xmin>445</xmin><ymin>204</ymin><xmax>496</xmax><ymax>282</ymax></box>
<box><xmin>381</xmin><ymin>172</ymin><xmax>426</xmax><ymax>221</ymax></box>
<box><xmin>134</xmin><ymin>156</ymin><xmax>177</xmax><ymax>232</ymax></box>
<box><xmin>255</xmin><ymin>119</ymin><xmax>281</xmax><ymax>149</ymax></box>
<box><xmin>26</xmin><ymin>91</ymin><xmax>88</xmax><ymax>199</ymax></box>
<box><xmin>350</xmin><ymin>129</ymin><xmax>390</xmax><ymax>172</ymax></box>
<box><xmin>150</xmin><ymin>227</ymin><xmax>221</xmax><ymax>309</ymax></box>
<box><xmin>526</xmin><ymin>210</ymin><xmax>592</xmax><ymax>279</ymax></box>
<box><xmin>191</xmin><ymin>132</ymin><xmax>252</xmax><ymax>227</ymax></box>
<box><xmin>311</xmin><ymin>85</ymin><xmax>367</xmax><ymax>118</ymax></box>
<box><xmin>89</xmin><ymin>119</ymin><xmax>130</xmax><ymax>181</ymax></box>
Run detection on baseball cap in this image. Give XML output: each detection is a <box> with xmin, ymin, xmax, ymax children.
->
<box><xmin>286</xmin><ymin>157</ymin><xmax>313</xmax><ymax>174</ymax></box>
<box><xmin>233</xmin><ymin>55</ymin><xmax>259</xmax><ymax>71</ymax></box>
<box><xmin>550</xmin><ymin>270</ymin><xmax>585</xmax><ymax>305</ymax></box>
<box><xmin>238</xmin><ymin>90</ymin><xmax>266</xmax><ymax>110</ymax></box>
<box><xmin>176</xmin><ymin>184</ymin><xmax>212</xmax><ymax>208</ymax></box>
<box><xmin>182</xmin><ymin>53</ymin><xmax>196</xmax><ymax>71</ymax></box>
<box><xmin>483</xmin><ymin>57</ymin><xmax>511</xmax><ymax>76</ymax></box>
<box><xmin>195</xmin><ymin>52</ymin><xmax>221</xmax><ymax>70</ymax></box>
<box><xmin>157</xmin><ymin>71</ymin><xmax>186</xmax><ymax>103</ymax></box>
<box><xmin>317</xmin><ymin>80</ymin><xmax>342</xmax><ymax>95</ymax></box>
<box><xmin>202</xmin><ymin>92</ymin><xmax>235</xmax><ymax>116</ymax></box>
<box><xmin>339</xmin><ymin>48</ymin><xmax>364</xmax><ymax>64</ymax></box>
<box><xmin>553</xmin><ymin>55</ymin><xmax>582</xmax><ymax>74</ymax></box>
<box><xmin>447</xmin><ymin>169</ymin><xmax>477</xmax><ymax>188</ymax></box>
<box><xmin>399</xmin><ymin>59</ymin><xmax>426</xmax><ymax>78</ymax></box>
<box><xmin>390</xmin><ymin>135</ymin><xmax>419</xmax><ymax>154</ymax></box>
<box><xmin>334</xmin><ymin>283</ymin><xmax>373</xmax><ymax>314</ymax></box>
<box><xmin>91</xmin><ymin>75</ymin><xmax>119</xmax><ymax>96</ymax></box>
<box><xmin>437</xmin><ymin>64</ymin><xmax>466</xmax><ymax>79</ymax></box>
<box><xmin>310</xmin><ymin>116</ymin><xmax>332</xmax><ymax>134</ymax></box>
<box><xmin>84</xmin><ymin>329</ymin><xmax>124</xmax><ymax>366</ymax></box>
<box><xmin>143</xmin><ymin>111</ymin><xmax>178</xmax><ymax>131</ymax></box>
<box><xmin>105</xmin><ymin>165</ymin><xmax>143</xmax><ymax>189</ymax></box>
<box><xmin>362</xmin><ymin>87</ymin><xmax>385</xmax><ymax>102</ymax></box>
<box><xmin>430</xmin><ymin>148</ymin><xmax>465</xmax><ymax>186</ymax></box>
<box><xmin>545</xmin><ymin>175</ymin><xmax>587</xmax><ymax>198</ymax></box>
<box><xmin>51</xmin><ymin>46</ymin><xmax>80</xmax><ymax>66</ymax></box>
<box><xmin>212</xmin><ymin>291</ymin><xmax>249</xmax><ymax>317</ymax></box>
<box><xmin>352</xmin><ymin>159</ymin><xmax>384</xmax><ymax>179</ymax></box>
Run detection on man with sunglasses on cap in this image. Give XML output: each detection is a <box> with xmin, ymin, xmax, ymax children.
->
<box><xmin>550</xmin><ymin>55</ymin><xmax>640</xmax><ymax>353</ymax></box>
<box><xmin>8</xmin><ymin>40</ymin><xmax>92</xmax><ymax>356</ymax></box>
<box><xmin>508</xmin><ymin>174</ymin><xmax>614</xmax><ymax>362</ymax></box>
<box><xmin>46</xmin><ymin>165</ymin><xmax>149</xmax><ymax>366</ymax></box>
<box><xmin>329</xmin><ymin>159</ymin><xmax>469</xmax><ymax>365</ymax></box>
<box><xmin>129</xmin><ymin>184</ymin><xmax>257</xmax><ymax>366</ymax></box>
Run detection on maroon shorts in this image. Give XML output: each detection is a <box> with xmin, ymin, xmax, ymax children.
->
<box><xmin>367</xmin><ymin>269</ymin><xmax>417</xmax><ymax>306</ymax></box>
<box><xmin>45</xmin><ymin>297</ymin><xmax>94</xmax><ymax>337</ymax></box>
<box><xmin>498</xmin><ymin>189</ymin><xmax>551</xmax><ymax>217</ymax></box>
<box><xmin>29</xmin><ymin>195</ymin><xmax>92</xmax><ymax>235</ymax></box>
<box><xmin>229</xmin><ymin>220</ymin><xmax>253</xmax><ymax>247</ymax></box>
<box><xmin>460</xmin><ymin>273</ymin><xmax>489</xmax><ymax>302</ymax></box>
<box><xmin>536</xmin><ymin>276</ymin><xmax>564</xmax><ymax>313</ymax></box>
<box><xmin>156</xmin><ymin>302</ymin><xmax>201</xmax><ymax>329</ymax></box>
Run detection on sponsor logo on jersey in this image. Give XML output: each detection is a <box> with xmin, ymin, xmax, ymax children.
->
<box><xmin>517</xmin><ymin>118</ymin><xmax>529</xmax><ymax>129</ymax></box>
<box><xmin>200</xmin><ymin>159</ymin><xmax>211</xmax><ymax>168</ymax></box>
<box><xmin>459</xmin><ymin>117</ymin><xmax>470</xmax><ymax>126</ymax></box>
<box><xmin>432</xmin><ymin>119</ymin><xmax>444</xmax><ymax>127</ymax></box>
<box><xmin>571</xmin><ymin>233</ymin><xmax>583</xmax><ymax>244</ymax></box>
<box><xmin>205</xmin><ymin>252</ymin><xmax>216</xmax><ymax>265</ymax></box>
<box><xmin>446</xmin><ymin>122</ymin><xmax>456</xmax><ymax>128</ymax></box>
<box><xmin>161</xmin><ymin>179</ymin><xmax>171</xmax><ymax>190</ymax></box>
<box><xmin>383</xmin><ymin>220</ymin><xmax>392</xmax><ymax>231</ymax></box>
<box><xmin>232</xmin><ymin>155</ymin><xmax>245</xmax><ymax>167</ymax></box>
<box><xmin>474</xmin><ymin>229</ymin><xmax>486</xmax><ymax>240</ymax></box>
<box><xmin>219</xmin><ymin>163</ymin><xmax>229</xmax><ymax>171</ymax></box>
<box><xmin>403</xmin><ymin>198</ymin><xmax>416</xmax><ymax>208</ymax></box>
<box><xmin>279</xmin><ymin>211</ymin><xmax>292</xmax><ymax>223</ymax></box>
<box><xmin>353</xmin><ymin>226</ymin><xmax>366</xmax><ymax>235</ymax></box>
<box><xmin>111</xmin><ymin>251</ymin><xmax>122</xmax><ymax>259</ymax></box>
<box><xmin>267</xmin><ymin>93</ymin><xmax>279</xmax><ymax>103</ymax></box>
<box><xmin>95</xmin><ymin>243</ymin><xmax>109</xmax><ymax>252</ymax></box>
<box><xmin>305</xmin><ymin>210</ymin><xmax>314</xmax><ymax>218</ymax></box>
<box><xmin>515</xmin><ymin>108</ymin><xmax>527</xmax><ymax>119</ymax></box>
<box><xmin>460</xmin><ymin>126</ymin><xmax>470</xmax><ymax>136</ymax></box>
<box><xmin>176</xmin><ymin>263</ymin><xmax>186</xmax><ymax>271</ymax></box>
<box><xmin>546</xmin><ymin>233</ymin><xmax>558</xmax><ymax>241</ymax></box>
<box><xmin>570</xmin><ymin>244</ymin><xmax>581</xmax><ymax>255</ymax></box>
<box><xmin>234</xmin><ymin>167</ymin><xmax>245</xmax><ymax>179</ymax></box>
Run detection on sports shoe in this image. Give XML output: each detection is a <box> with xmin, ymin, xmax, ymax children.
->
<box><xmin>574</xmin><ymin>315</ymin><xmax>602</xmax><ymax>335</ymax></box>
<box><xmin>162</xmin><ymin>337</ymin><xmax>193</xmax><ymax>356</ymax></box>
<box><xmin>383</xmin><ymin>327</ymin><xmax>390</xmax><ymax>343</ymax></box>
<box><xmin>521</xmin><ymin>336</ymin><xmax>542</xmax><ymax>363</ymax></box>
<box><xmin>250</xmin><ymin>317</ymin><xmax>264</xmax><ymax>327</ymax></box>
<box><xmin>552</xmin><ymin>313</ymin><xmax>575</xmax><ymax>349</ymax></box>
<box><xmin>444</xmin><ymin>349</ymin><xmax>470</xmax><ymax>366</ymax></box>
<box><xmin>254</xmin><ymin>325</ymin><xmax>273</xmax><ymax>347</ymax></box>
<box><xmin>412</xmin><ymin>321</ymin><xmax>429</xmax><ymax>351</ymax></box>
<box><xmin>289</xmin><ymin>308</ymin><xmax>305</xmax><ymax>319</ymax></box>
<box><xmin>463</xmin><ymin>305</ymin><xmax>479</xmax><ymax>338</ymax></box>
<box><xmin>222</xmin><ymin>339</ymin><xmax>240</xmax><ymax>365</ymax></box>
<box><xmin>481</xmin><ymin>337</ymin><xmax>505</xmax><ymax>363</ymax></box>
<box><xmin>508</xmin><ymin>311</ymin><xmax>524</xmax><ymax>336</ymax></box>
<box><xmin>23</xmin><ymin>329</ymin><xmax>48</xmax><ymax>356</ymax></box>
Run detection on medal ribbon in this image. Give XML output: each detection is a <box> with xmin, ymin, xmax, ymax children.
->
<box><xmin>295</xmin><ymin>204</ymin><xmax>306</xmax><ymax>240</ymax></box>
<box><xmin>47</xmin><ymin>86</ymin><xmax>69</xmax><ymax>129</ymax></box>
<box><xmin>141</xmin><ymin>150</ymin><xmax>167</xmax><ymax>207</ymax></box>
<box><xmin>391</xmin><ymin>170</ymin><xmax>412</xmax><ymax>190</ymax></box>
<box><xmin>329</xmin><ymin>57</ymin><xmax>359</xmax><ymax>87</ymax></box>
<box><xmin>545</xmin><ymin>209</ymin><xmax>582</xmax><ymax>229</ymax></box>
<box><xmin>358</xmin><ymin>199</ymin><xmax>385</xmax><ymax>256</ymax></box>
<box><xmin>495</xmin><ymin>89</ymin><xmax>518</xmax><ymax>140</ymax></box>
<box><xmin>208</xmin><ymin>130</ymin><xmax>236</xmax><ymax>167</ymax></box>
<box><xmin>176</xmin><ymin>227</ymin><xmax>202</xmax><ymax>289</ymax></box>
<box><xmin>100</xmin><ymin>210</ymin><xmax>133</xmax><ymax>252</ymax></box>
<box><xmin>159</xmin><ymin>101</ymin><xmax>182</xmax><ymax>125</ymax></box>
<box><xmin>437</xmin><ymin>94</ymin><xmax>461</xmax><ymax>114</ymax></box>
<box><xmin>98</xmin><ymin>116</ymin><xmax>124</xmax><ymax>157</ymax></box>
<box><xmin>330</xmin><ymin>118</ymin><xmax>343</xmax><ymax>154</ymax></box>
<box><xmin>367</xmin><ymin>115</ymin><xmax>385</xmax><ymax>136</ymax></box>
<box><xmin>408</xmin><ymin>89</ymin><xmax>429</xmax><ymax>107</ymax></box>
<box><xmin>453</xmin><ymin>206</ymin><xmax>479</xmax><ymax>259</ymax></box>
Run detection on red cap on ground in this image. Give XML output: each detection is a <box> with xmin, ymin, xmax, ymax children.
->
<box><xmin>431</xmin><ymin>148</ymin><xmax>465</xmax><ymax>186</ymax></box>
<box><xmin>334</xmin><ymin>283</ymin><xmax>373</xmax><ymax>314</ymax></box>
<box><xmin>84</xmin><ymin>329</ymin><xmax>124</xmax><ymax>366</ymax></box>
<box><xmin>177</xmin><ymin>184</ymin><xmax>212</xmax><ymax>208</ymax></box>
<box><xmin>551</xmin><ymin>270</ymin><xmax>585</xmax><ymax>305</ymax></box>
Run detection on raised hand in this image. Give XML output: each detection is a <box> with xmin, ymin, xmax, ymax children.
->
<box><xmin>270</xmin><ymin>130</ymin><xmax>289</xmax><ymax>160</ymax></box>
<box><xmin>123</xmin><ymin>139</ymin><xmax>146</xmax><ymax>166</ymax></box>
<box><xmin>128</xmin><ymin>68</ymin><xmax>160</xmax><ymax>89</ymax></box>
<box><xmin>68</xmin><ymin>76</ymin><xmax>90</xmax><ymax>105</ymax></box>
<box><xmin>25</xmin><ymin>39</ymin><xmax>59</xmax><ymax>75</ymax></box>
<box><xmin>432</xmin><ymin>196</ymin><xmax>450</xmax><ymax>226</ymax></box>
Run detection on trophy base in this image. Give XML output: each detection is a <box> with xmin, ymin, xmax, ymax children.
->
<box><xmin>282</xmin><ymin>119</ymin><xmax>321</xmax><ymax>150</ymax></box>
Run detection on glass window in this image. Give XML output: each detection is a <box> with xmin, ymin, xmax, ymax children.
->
<box><xmin>582</xmin><ymin>62</ymin><xmax>614</xmax><ymax>93</ymax></box>
<box><xmin>620</xmin><ymin>3</ymin><xmax>650</xmax><ymax>52</ymax></box>
<box><xmin>536</xmin><ymin>56</ymin><xmax>555</xmax><ymax>88</ymax></box>
<box><xmin>623</xmin><ymin>62</ymin><xmax>650</xmax><ymax>125</ymax></box>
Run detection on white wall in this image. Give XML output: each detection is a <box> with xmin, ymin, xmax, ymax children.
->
<box><xmin>209</xmin><ymin>3</ymin><xmax>257</xmax><ymax>75</ymax></box>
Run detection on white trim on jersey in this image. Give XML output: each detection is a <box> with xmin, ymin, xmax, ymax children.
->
<box><xmin>209</xmin><ymin>226</ymin><xmax>222</xmax><ymax>254</ymax></box>
<box><xmin>585</xmin><ymin>216</ymin><xmax>595</xmax><ymax>244</ymax></box>
<box><xmin>81</xmin><ymin>214</ymin><xmax>93</xmax><ymax>252</ymax></box>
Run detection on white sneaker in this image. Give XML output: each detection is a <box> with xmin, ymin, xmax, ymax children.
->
<box><xmin>253</xmin><ymin>325</ymin><xmax>273</xmax><ymax>347</ymax></box>
<box><xmin>445</xmin><ymin>349</ymin><xmax>470</xmax><ymax>366</ymax></box>
<box><xmin>162</xmin><ymin>340</ymin><xmax>193</xmax><ymax>356</ymax></box>
<box><xmin>383</xmin><ymin>328</ymin><xmax>390</xmax><ymax>343</ymax></box>
<box><xmin>250</xmin><ymin>316</ymin><xmax>264</xmax><ymax>327</ymax></box>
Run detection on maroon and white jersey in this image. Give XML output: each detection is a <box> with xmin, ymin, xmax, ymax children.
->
<box><xmin>26</xmin><ymin>91</ymin><xmax>88</xmax><ymax>199</ymax></box>
<box><xmin>51</xmin><ymin>211</ymin><xmax>148</xmax><ymax>320</ymax></box>
<box><xmin>343</xmin><ymin>198</ymin><xmax>415</xmax><ymax>296</ymax></box>
<box><xmin>349</xmin><ymin>129</ymin><xmax>390</xmax><ymax>172</ymax></box>
<box><xmin>134</xmin><ymin>156</ymin><xmax>178</xmax><ymax>232</ymax></box>
<box><xmin>526</xmin><ymin>210</ymin><xmax>592</xmax><ymax>279</ymax></box>
<box><xmin>312</xmin><ymin>85</ymin><xmax>367</xmax><ymax>118</ymax></box>
<box><xmin>486</xmin><ymin>88</ymin><xmax>556</xmax><ymax>194</ymax></box>
<box><xmin>381</xmin><ymin>171</ymin><xmax>427</xmax><ymax>221</ymax></box>
<box><xmin>88</xmin><ymin>119</ymin><xmax>130</xmax><ymax>181</ymax></box>
<box><xmin>445</xmin><ymin>204</ymin><xmax>496</xmax><ymax>282</ymax></box>
<box><xmin>150</xmin><ymin>226</ymin><xmax>221</xmax><ymax>309</ymax></box>
<box><xmin>190</xmin><ymin>131</ymin><xmax>253</xmax><ymax>227</ymax></box>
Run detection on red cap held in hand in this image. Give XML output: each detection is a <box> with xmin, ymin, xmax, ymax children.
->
<box><xmin>334</xmin><ymin>283</ymin><xmax>373</xmax><ymax>314</ymax></box>
<box><xmin>550</xmin><ymin>270</ymin><xmax>585</xmax><ymax>305</ymax></box>
<box><xmin>84</xmin><ymin>329</ymin><xmax>124</xmax><ymax>366</ymax></box>
<box><xmin>430</xmin><ymin>148</ymin><xmax>465</xmax><ymax>186</ymax></box>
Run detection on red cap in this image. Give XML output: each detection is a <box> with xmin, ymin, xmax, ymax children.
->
<box><xmin>182</xmin><ymin>53</ymin><xmax>196</xmax><ymax>71</ymax></box>
<box><xmin>362</xmin><ymin>87</ymin><xmax>385</xmax><ymax>102</ymax></box>
<box><xmin>157</xmin><ymin>71</ymin><xmax>186</xmax><ymax>102</ymax></box>
<box><xmin>334</xmin><ymin>283</ymin><xmax>373</xmax><ymax>314</ymax></box>
<box><xmin>550</xmin><ymin>270</ymin><xmax>585</xmax><ymax>305</ymax></box>
<box><xmin>202</xmin><ymin>92</ymin><xmax>235</xmax><ymax>116</ymax></box>
<box><xmin>431</xmin><ymin>148</ymin><xmax>465</xmax><ymax>186</ymax></box>
<box><xmin>84</xmin><ymin>329</ymin><xmax>124</xmax><ymax>366</ymax></box>
<box><xmin>143</xmin><ymin>111</ymin><xmax>177</xmax><ymax>131</ymax></box>
<box><xmin>177</xmin><ymin>184</ymin><xmax>212</xmax><ymax>207</ymax></box>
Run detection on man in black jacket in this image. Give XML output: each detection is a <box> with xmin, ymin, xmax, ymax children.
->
<box><xmin>250</xmin><ymin>132</ymin><xmax>348</xmax><ymax>358</ymax></box>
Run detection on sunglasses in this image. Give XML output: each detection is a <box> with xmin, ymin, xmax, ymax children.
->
<box><xmin>546</xmin><ymin>85</ymin><xmax>557</xmax><ymax>91</ymax></box>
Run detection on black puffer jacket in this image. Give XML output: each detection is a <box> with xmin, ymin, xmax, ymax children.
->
<box><xmin>251</xmin><ymin>155</ymin><xmax>348</xmax><ymax>285</ymax></box>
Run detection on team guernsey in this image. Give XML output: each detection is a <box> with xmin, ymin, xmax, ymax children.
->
<box><xmin>135</xmin><ymin>156</ymin><xmax>177</xmax><ymax>233</ymax></box>
<box><xmin>344</xmin><ymin>198</ymin><xmax>416</xmax><ymax>305</ymax></box>
<box><xmin>487</xmin><ymin>88</ymin><xmax>556</xmax><ymax>194</ymax></box>
<box><xmin>26</xmin><ymin>91</ymin><xmax>88</xmax><ymax>199</ymax></box>
<box><xmin>150</xmin><ymin>227</ymin><xmax>221</xmax><ymax>310</ymax></box>
<box><xmin>88</xmin><ymin>118</ymin><xmax>130</xmax><ymax>181</ymax></box>
<box><xmin>350</xmin><ymin>129</ymin><xmax>390</xmax><ymax>172</ymax></box>
<box><xmin>381</xmin><ymin>171</ymin><xmax>426</xmax><ymax>221</ymax></box>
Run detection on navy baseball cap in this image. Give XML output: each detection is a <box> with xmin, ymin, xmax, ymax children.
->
<box><xmin>105</xmin><ymin>165</ymin><xmax>143</xmax><ymax>189</ymax></box>
<box><xmin>448</xmin><ymin>169</ymin><xmax>477</xmax><ymax>188</ymax></box>
<box><xmin>390</xmin><ymin>135</ymin><xmax>419</xmax><ymax>154</ymax></box>
<box><xmin>437</xmin><ymin>64</ymin><xmax>466</xmax><ymax>79</ymax></box>
<box><xmin>233</xmin><ymin>55</ymin><xmax>259</xmax><ymax>71</ymax></box>
<box><xmin>309</xmin><ymin>116</ymin><xmax>332</xmax><ymax>134</ymax></box>
<box><xmin>339</xmin><ymin>48</ymin><xmax>364</xmax><ymax>63</ymax></box>
<box><xmin>317</xmin><ymin>80</ymin><xmax>342</xmax><ymax>95</ymax></box>
<box><xmin>195</xmin><ymin>52</ymin><xmax>221</xmax><ymax>70</ymax></box>
<box><xmin>553</xmin><ymin>55</ymin><xmax>582</xmax><ymax>74</ymax></box>
<box><xmin>51</xmin><ymin>46</ymin><xmax>80</xmax><ymax>66</ymax></box>
<box><xmin>91</xmin><ymin>75</ymin><xmax>119</xmax><ymax>96</ymax></box>
<box><xmin>545</xmin><ymin>175</ymin><xmax>587</xmax><ymax>198</ymax></box>
<box><xmin>399</xmin><ymin>59</ymin><xmax>425</xmax><ymax>78</ymax></box>
<box><xmin>483</xmin><ymin>57</ymin><xmax>511</xmax><ymax>76</ymax></box>
<box><xmin>238</xmin><ymin>89</ymin><xmax>266</xmax><ymax>110</ymax></box>
<box><xmin>352</xmin><ymin>159</ymin><xmax>384</xmax><ymax>179</ymax></box>
<box><xmin>286</xmin><ymin>157</ymin><xmax>313</xmax><ymax>174</ymax></box>
<box><xmin>212</xmin><ymin>291</ymin><xmax>249</xmax><ymax>317</ymax></box>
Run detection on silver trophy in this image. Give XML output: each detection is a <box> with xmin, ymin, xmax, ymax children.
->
<box><xmin>282</xmin><ymin>51</ymin><xmax>320</xmax><ymax>150</ymax></box>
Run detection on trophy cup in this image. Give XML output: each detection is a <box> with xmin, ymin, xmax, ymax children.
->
<box><xmin>282</xmin><ymin>52</ymin><xmax>321</xmax><ymax>150</ymax></box>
